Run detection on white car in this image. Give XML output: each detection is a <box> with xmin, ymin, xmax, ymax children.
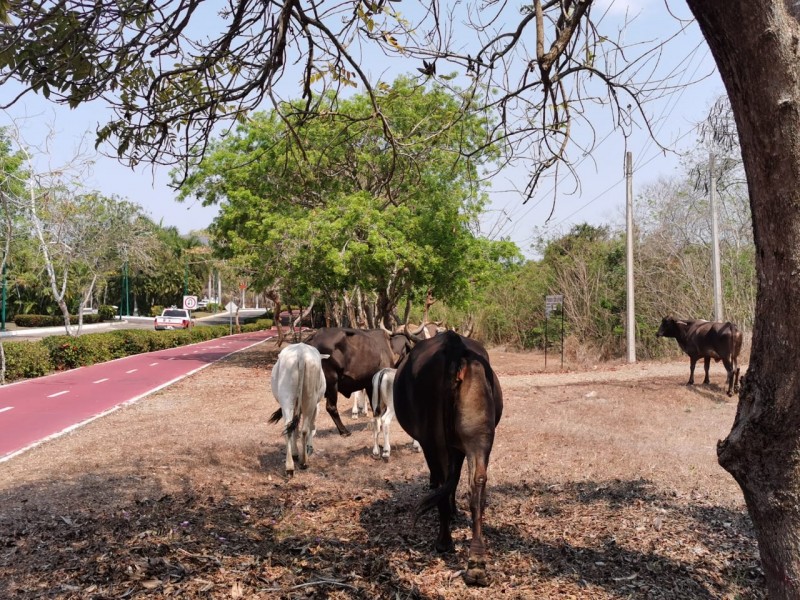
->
<box><xmin>154</xmin><ymin>307</ymin><xmax>194</xmax><ymax>330</ymax></box>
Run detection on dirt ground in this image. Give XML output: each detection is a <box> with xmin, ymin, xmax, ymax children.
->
<box><xmin>0</xmin><ymin>341</ymin><xmax>763</xmax><ymax>599</ymax></box>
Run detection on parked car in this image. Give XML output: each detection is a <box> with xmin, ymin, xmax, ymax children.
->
<box><xmin>154</xmin><ymin>307</ymin><xmax>194</xmax><ymax>330</ymax></box>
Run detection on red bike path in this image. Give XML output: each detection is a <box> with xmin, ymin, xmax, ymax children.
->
<box><xmin>0</xmin><ymin>328</ymin><xmax>277</xmax><ymax>463</ymax></box>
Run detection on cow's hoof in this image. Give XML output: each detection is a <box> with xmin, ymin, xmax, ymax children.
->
<box><xmin>464</xmin><ymin>559</ymin><xmax>489</xmax><ymax>587</ymax></box>
<box><xmin>299</xmin><ymin>463</ymin><xmax>308</xmax><ymax>470</ymax></box>
<box><xmin>435</xmin><ymin>539</ymin><xmax>455</xmax><ymax>554</ymax></box>
<box><xmin>381</xmin><ymin>453</ymin><xmax>390</xmax><ymax>462</ymax></box>
<box><xmin>286</xmin><ymin>469</ymin><xmax>294</xmax><ymax>478</ymax></box>
<box><xmin>339</xmin><ymin>430</ymin><xmax>352</xmax><ymax>437</ymax></box>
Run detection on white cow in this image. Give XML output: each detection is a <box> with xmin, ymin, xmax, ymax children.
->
<box><xmin>349</xmin><ymin>389</ymin><xmax>369</xmax><ymax>419</ymax></box>
<box><xmin>268</xmin><ymin>343</ymin><xmax>329</xmax><ymax>476</ymax></box>
<box><xmin>370</xmin><ymin>367</ymin><xmax>420</xmax><ymax>459</ymax></box>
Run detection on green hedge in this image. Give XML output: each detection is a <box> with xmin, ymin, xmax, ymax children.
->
<box><xmin>14</xmin><ymin>313</ymin><xmax>103</xmax><ymax>327</ymax></box>
<box><xmin>2</xmin><ymin>320</ymin><xmax>272</xmax><ymax>383</ymax></box>
<box><xmin>4</xmin><ymin>341</ymin><xmax>54</xmax><ymax>380</ymax></box>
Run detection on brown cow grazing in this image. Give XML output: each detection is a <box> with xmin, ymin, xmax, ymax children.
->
<box><xmin>656</xmin><ymin>317</ymin><xmax>743</xmax><ymax>396</ymax></box>
<box><xmin>393</xmin><ymin>331</ymin><xmax>503</xmax><ymax>587</ymax></box>
<box><xmin>306</xmin><ymin>327</ymin><xmax>412</xmax><ymax>436</ymax></box>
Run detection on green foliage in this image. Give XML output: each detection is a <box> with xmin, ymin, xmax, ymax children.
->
<box><xmin>98</xmin><ymin>305</ymin><xmax>117</xmax><ymax>321</ymax></box>
<box><xmin>4</xmin><ymin>341</ymin><xmax>53</xmax><ymax>380</ymax></box>
<box><xmin>14</xmin><ymin>313</ymin><xmax>102</xmax><ymax>327</ymax></box>
<box><xmin>180</xmin><ymin>77</ymin><xmax>519</xmax><ymax>322</ymax></box>
<box><xmin>150</xmin><ymin>305</ymin><xmax>164</xmax><ymax>317</ymax></box>
<box><xmin>7</xmin><ymin>318</ymin><xmax>273</xmax><ymax>382</ymax></box>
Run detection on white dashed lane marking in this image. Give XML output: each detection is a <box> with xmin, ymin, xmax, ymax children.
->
<box><xmin>93</xmin><ymin>378</ymin><xmax>109</xmax><ymax>384</ymax></box>
<box><xmin>149</xmin><ymin>362</ymin><xmax>158</xmax><ymax>366</ymax></box>
<box><xmin>0</xmin><ymin>407</ymin><xmax>13</xmax><ymax>414</ymax></box>
<box><xmin>47</xmin><ymin>391</ymin><xmax>69</xmax><ymax>398</ymax></box>
<box><xmin>125</xmin><ymin>369</ymin><xmax>137</xmax><ymax>374</ymax></box>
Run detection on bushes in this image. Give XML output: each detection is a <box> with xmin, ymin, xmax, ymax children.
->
<box><xmin>1</xmin><ymin>318</ymin><xmax>274</xmax><ymax>383</ymax></box>
<box><xmin>14</xmin><ymin>314</ymin><xmax>103</xmax><ymax>327</ymax></box>
<box><xmin>4</xmin><ymin>341</ymin><xmax>53</xmax><ymax>380</ymax></box>
<box><xmin>98</xmin><ymin>305</ymin><xmax>117</xmax><ymax>321</ymax></box>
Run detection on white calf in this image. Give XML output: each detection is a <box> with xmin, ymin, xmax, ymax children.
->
<box><xmin>268</xmin><ymin>343</ymin><xmax>329</xmax><ymax>476</ymax></box>
<box><xmin>370</xmin><ymin>368</ymin><xmax>421</xmax><ymax>459</ymax></box>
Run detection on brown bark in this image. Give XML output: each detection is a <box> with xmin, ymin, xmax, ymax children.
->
<box><xmin>686</xmin><ymin>2</ymin><xmax>800</xmax><ymax>597</ymax></box>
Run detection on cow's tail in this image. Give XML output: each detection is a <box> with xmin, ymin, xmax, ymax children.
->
<box><xmin>268</xmin><ymin>407</ymin><xmax>283</xmax><ymax>424</ymax></box>
<box><xmin>371</xmin><ymin>369</ymin><xmax>386</xmax><ymax>416</ymax></box>
<box><xmin>286</xmin><ymin>354</ymin><xmax>307</xmax><ymax>436</ymax></box>
<box><xmin>413</xmin><ymin>331</ymin><xmax>467</xmax><ymax>523</ymax></box>
<box><xmin>414</xmin><ymin>478</ymin><xmax>459</xmax><ymax>524</ymax></box>
<box><xmin>268</xmin><ymin>403</ymin><xmax>299</xmax><ymax>435</ymax></box>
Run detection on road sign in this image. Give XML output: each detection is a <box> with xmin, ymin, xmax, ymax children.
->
<box><xmin>183</xmin><ymin>295</ymin><xmax>198</xmax><ymax>310</ymax></box>
<box><xmin>545</xmin><ymin>294</ymin><xmax>563</xmax><ymax>318</ymax></box>
<box><xmin>225</xmin><ymin>301</ymin><xmax>238</xmax><ymax>313</ymax></box>
<box><xmin>239</xmin><ymin>281</ymin><xmax>247</xmax><ymax>290</ymax></box>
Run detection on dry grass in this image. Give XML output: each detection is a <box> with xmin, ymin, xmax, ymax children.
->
<box><xmin>0</xmin><ymin>341</ymin><xmax>763</xmax><ymax>599</ymax></box>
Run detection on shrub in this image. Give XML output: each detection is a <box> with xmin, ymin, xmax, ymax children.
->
<box><xmin>98</xmin><ymin>305</ymin><xmax>117</xmax><ymax>321</ymax></box>
<box><xmin>40</xmin><ymin>335</ymin><xmax>84</xmax><ymax>370</ymax></box>
<box><xmin>4</xmin><ymin>341</ymin><xmax>53</xmax><ymax>381</ymax></box>
<box><xmin>150</xmin><ymin>305</ymin><xmax>164</xmax><ymax>317</ymax></box>
<box><xmin>14</xmin><ymin>314</ymin><xmax>57</xmax><ymax>327</ymax></box>
<box><xmin>13</xmin><ymin>313</ymin><xmax>102</xmax><ymax>327</ymax></box>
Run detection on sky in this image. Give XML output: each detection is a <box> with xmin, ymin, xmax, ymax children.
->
<box><xmin>1</xmin><ymin>0</ymin><xmax>724</xmax><ymax>257</ymax></box>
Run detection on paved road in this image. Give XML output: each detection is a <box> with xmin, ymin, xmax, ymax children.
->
<box><xmin>0</xmin><ymin>308</ymin><xmax>270</xmax><ymax>341</ymax></box>
<box><xmin>0</xmin><ymin>327</ymin><xmax>276</xmax><ymax>462</ymax></box>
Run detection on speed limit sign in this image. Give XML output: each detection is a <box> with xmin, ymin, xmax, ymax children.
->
<box><xmin>183</xmin><ymin>295</ymin><xmax>198</xmax><ymax>310</ymax></box>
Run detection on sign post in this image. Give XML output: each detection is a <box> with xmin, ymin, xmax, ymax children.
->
<box><xmin>226</xmin><ymin>301</ymin><xmax>238</xmax><ymax>335</ymax></box>
<box><xmin>183</xmin><ymin>295</ymin><xmax>198</xmax><ymax>312</ymax></box>
<box><xmin>545</xmin><ymin>294</ymin><xmax>565</xmax><ymax>370</ymax></box>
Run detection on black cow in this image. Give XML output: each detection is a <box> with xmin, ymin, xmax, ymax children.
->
<box><xmin>393</xmin><ymin>330</ymin><xmax>503</xmax><ymax>587</ymax></box>
<box><xmin>656</xmin><ymin>317</ymin><xmax>743</xmax><ymax>396</ymax></box>
<box><xmin>306</xmin><ymin>327</ymin><xmax>411</xmax><ymax>436</ymax></box>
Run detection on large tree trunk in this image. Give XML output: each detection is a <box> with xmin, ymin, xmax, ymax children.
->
<box><xmin>687</xmin><ymin>2</ymin><xmax>800</xmax><ymax>596</ymax></box>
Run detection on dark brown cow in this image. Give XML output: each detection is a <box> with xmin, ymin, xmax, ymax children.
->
<box><xmin>656</xmin><ymin>317</ymin><xmax>743</xmax><ymax>396</ymax></box>
<box><xmin>393</xmin><ymin>330</ymin><xmax>503</xmax><ymax>587</ymax></box>
<box><xmin>306</xmin><ymin>327</ymin><xmax>411</xmax><ymax>436</ymax></box>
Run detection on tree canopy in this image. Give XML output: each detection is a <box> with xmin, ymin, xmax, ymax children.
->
<box><xmin>180</xmin><ymin>77</ymin><xmax>521</xmax><ymax>325</ymax></box>
<box><xmin>0</xmin><ymin>0</ymin><xmax>681</xmax><ymax>192</ymax></box>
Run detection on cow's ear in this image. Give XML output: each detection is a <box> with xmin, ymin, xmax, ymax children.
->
<box><xmin>320</xmin><ymin>353</ymin><xmax>330</xmax><ymax>360</ymax></box>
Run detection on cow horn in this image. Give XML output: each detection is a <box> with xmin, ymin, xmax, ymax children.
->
<box><xmin>408</xmin><ymin>322</ymin><xmax>427</xmax><ymax>336</ymax></box>
<box><xmin>403</xmin><ymin>321</ymin><xmax>425</xmax><ymax>343</ymax></box>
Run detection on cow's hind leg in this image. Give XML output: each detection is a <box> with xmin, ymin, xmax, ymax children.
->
<box><xmin>722</xmin><ymin>358</ymin><xmax>734</xmax><ymax>396</ymax></box>
<box><xmin>371</xmin><ymin>413</ymin><xmax>381</xmax><ymax>457</ymax></box>
<box><xmin>702</xmin><ymin>357</ymin><xmax>711</xmax><ymax>385</ymax></box>
<box><xmin>380</xmin><ymin>410</ymin><xmax>394</xmax><ymax>460</ymax></box>
<box><xmin>464</xmin><ymin>452</ymin><xmax>490</xmax><ymax>587</ymax></box>
<box><xmin>434</xmin><ymin>452</ymin><xmax>464</xmax><ymax>554</ymax></box>
<box><xmin>284</xmin><ymin>424</ymin><xmax>296</xmax><ymax>477</ymax></box>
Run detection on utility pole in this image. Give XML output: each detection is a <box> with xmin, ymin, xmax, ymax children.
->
<box><xmin>1</xmin><ymin>262</ymin><xmax>6</xmax><ymax>332</ymax></box>
<box><xmin>709</xmin><ymin>153</ymin><xmax>724</xmax><ymax>322</ymax></box>
<box><xmin>625</xmin><ymin>151</ymin><xmax>636</xmax><ymax>364</ymax></box>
